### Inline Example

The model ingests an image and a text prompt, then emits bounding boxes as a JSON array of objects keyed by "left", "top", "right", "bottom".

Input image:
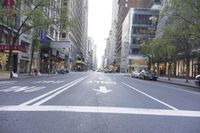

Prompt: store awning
[
  {"left": 0, "top": 44, "right": 26, "bottom": 52},
  {"left": 76, "top": 60, "right": 86, "bottom": 65}
]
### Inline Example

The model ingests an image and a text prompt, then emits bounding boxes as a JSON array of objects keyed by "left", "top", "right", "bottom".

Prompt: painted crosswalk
[
  {"left": 0, "top": 86, "right": 46, "bottom": 93},
  {"left": 33, "top": 80, "right": 65, "bottom": 84}
]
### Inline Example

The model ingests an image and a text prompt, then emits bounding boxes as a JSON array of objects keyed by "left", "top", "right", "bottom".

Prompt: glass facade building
[{"left": 121, "top": 8, "right": 159, "bottom": 73}]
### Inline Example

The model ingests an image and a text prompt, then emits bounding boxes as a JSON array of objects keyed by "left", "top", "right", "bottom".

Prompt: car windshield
[{"left": 0, "top": 0, "right": 200, "bottom": 133}]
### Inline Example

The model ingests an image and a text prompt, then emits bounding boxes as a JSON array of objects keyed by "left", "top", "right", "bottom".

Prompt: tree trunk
[
  {"left": 185, "top": 42, "right": 190, "bottom": 83},
  {"left": 157, "top": 61, "right": 160, "bottom": 76},
  {"left": 7, "top": 36, "right": 17, "bottom": 78},
  {"left": 164, "top": 60, "right": 167, "bottom": 76},
  {"left": 168, "top": 63, "right": 171, "bottom": 80},
  {"left": 173, "top": 60, "right": 177, "bottom": 77},
  {"left": 148, "top": 56, "right": 151, "bottom": 70},
  {"left": 186, "top": 56, "right": 190, "bottom": 83}
]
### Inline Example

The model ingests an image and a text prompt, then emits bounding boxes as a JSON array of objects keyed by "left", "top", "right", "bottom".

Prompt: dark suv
[{"left": 139, "top": 70, "right": 158, "bottom": 81}]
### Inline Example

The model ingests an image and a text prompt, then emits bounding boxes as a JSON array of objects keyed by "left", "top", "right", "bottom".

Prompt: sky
[{"left": 88, "top": 0, "right": 113, "bottom": 68}]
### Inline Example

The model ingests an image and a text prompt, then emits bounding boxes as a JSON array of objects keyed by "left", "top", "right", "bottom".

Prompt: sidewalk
[
  {"left": 0, "top": 72, "right": 10, "bottom": 80},
  {"left": 157, "top": 77, "right": 198, "bottom": 89},
  {"left": 0, "top": 73, "right": 57, "bottom": 81}
]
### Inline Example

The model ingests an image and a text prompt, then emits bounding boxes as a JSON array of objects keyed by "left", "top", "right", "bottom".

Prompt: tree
[
  {"left": 162, "top": 0, "right": 200, "bottom": 82},
  {"left": 141, "top": 40, "right": 154, "bottom": 70},
  {"left": 163, "top": 0, "right": 200, "bottom": 39},
  {"left": 141, "top": 35, "right": 176, "bottom": 78},
  {"left": 0, "top": 0, "right": 70, "bottom": 77}
]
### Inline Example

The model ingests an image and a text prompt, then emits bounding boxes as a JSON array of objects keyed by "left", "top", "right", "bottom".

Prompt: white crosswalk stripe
[{"left": 0, "top": 86, "right": 46, "bottom": 93}]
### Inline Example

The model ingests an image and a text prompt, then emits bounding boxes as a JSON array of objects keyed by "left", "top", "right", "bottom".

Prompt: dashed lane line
[{"left": 122, "top": 82, "right": 178, "bottom": 110}]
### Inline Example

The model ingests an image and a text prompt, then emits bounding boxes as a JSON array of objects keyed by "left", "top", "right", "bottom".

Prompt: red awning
[{"left": 0, "top": 44, "right": 26, "bottom": 52}]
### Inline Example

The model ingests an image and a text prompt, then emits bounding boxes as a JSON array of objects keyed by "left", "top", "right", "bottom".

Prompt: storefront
[
  {"left": 0, "top": 52, "right": 8, "bottom": 72},
  {"left": 0, "top": 44, "right": 26, "bottom": 72},
  {"left": 75, "top": 60, "right": 86, "bottom": 71},
  {"left": 127, "top": 56, "right": 148, "bottom": 73}
]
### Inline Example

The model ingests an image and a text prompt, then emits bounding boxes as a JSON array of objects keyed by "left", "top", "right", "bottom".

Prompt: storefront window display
[{"left": 0, "top": 52, "right": 8, "bottom": 72}]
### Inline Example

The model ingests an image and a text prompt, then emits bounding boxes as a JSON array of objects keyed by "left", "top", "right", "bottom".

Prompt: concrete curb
[{"left": 157, "top": 79, "right": 199, "bottom": 89}]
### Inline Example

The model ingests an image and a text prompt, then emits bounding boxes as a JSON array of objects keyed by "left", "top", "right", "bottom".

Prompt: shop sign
[
  {"left": 4, "top": 0, "right": 15, "bottom": 9},
  {"left": 0, "top": 44, "right": 26, "bottom": 52}
]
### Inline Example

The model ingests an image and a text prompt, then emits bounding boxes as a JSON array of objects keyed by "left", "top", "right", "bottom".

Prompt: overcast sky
[{"left": 88, "top": 0, "right": 113, "bottom": 68}]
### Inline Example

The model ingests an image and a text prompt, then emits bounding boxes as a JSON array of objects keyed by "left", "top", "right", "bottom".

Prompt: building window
[
  {"left": 131, "top": 48, "right": 140, "bottom": 55},
  {"left": 133, "top": 14, "right": 152, "bottom": 25},
  {"left": 132, "top": 27, "right": 149, "bottom": 34},
  {"left": 61, "top": 33, "right": 66, "bottom": 38}
]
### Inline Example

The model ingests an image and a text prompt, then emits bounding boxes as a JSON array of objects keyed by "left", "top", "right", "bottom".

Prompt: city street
[{"left": 0, "top": 72, "right": 200, "bottom": 133}]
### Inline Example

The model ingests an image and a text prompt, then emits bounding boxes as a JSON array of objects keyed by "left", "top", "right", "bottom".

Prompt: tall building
[
  {"left": 121, "top": 8, "right": 159, "bottom": 73},
  {"left": 60, "top": 0, "right": 88, "bottom": 71},
  {"left": 116, "top": 0, "right": 159, "bottom": 70},
  {"left": 109, "top": 0, "right": 118, "bottom": 68},
  {"left": 0, "top": 0, "right": 63, "bottom": 74},
  {"left": 87, "top": 37, "right": 94, "bottom": 71},
  {"left": 36, "top": 0, "right": 64, "bottom": 73},
  {"left": 0, "top": 0, "right": 32, "bottom": 74},
  {"left": 105, "top": 31, "right": 112, "bottom": 67},
  {"left": 92, "top": 44, "right": 97, "bottom": 70}
]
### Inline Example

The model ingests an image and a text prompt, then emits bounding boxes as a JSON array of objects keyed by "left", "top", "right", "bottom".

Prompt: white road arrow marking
[
  {"left": 98, "top": 77, "right": 103, "bottom": 80},
  {"left": 93, "top": 86, "right": 112, "bottom": 94},
  {"left": 87, "top": 81, "right": 93, "bottom": 84}
]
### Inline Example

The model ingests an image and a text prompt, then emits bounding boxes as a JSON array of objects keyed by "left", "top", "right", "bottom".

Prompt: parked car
[
  {"left": 131, "top": 70, "right": 140, "bottom": 78},
  {"left": 139, "top": 70, "right": 158, "bottom": 81},
  {"left": 57, "top": 69, "right": 69, "bottom": 74},
  {"left": 195, "top": 75, "right": 200, "bottom": 87},
  {"left": 57, "top": 69, "right": 66, "bottom": 74}
]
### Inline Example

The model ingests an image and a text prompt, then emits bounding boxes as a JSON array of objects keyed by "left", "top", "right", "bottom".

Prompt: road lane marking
[
  {"left": 0, "top": 86, "right": 46, "bottom": 93},
  {"left": 93, "top": 86, "right": 112, "bottom": 94},
  {"left": 122, "top": 82, "right": 178, "bottom": 110},
  {"left": 87, "top": 80, "right": 116, "bottom": 85},
  {"left": 32, "top": 77, "right": 86, "bottom": 105},
  {"left": 0, "top": 81, "right": 16, "bottom": 84},
  {"left": 153, "top": 82, "right": 200, "bottom": 95},
  {"left": 0, "top": 106, "right": 200, "bottom": 117},
  {"left": 20, "top": 76, "right": 88, "bottom": 106},
  {"left": 0, "top": 81, "right": 17, "bottom": 88},
  {"left": 33, "top": 81, "right": 65, "bottom": 84},
  {"left": 129, "top": 76, "right": 200, "bottom": 95}
]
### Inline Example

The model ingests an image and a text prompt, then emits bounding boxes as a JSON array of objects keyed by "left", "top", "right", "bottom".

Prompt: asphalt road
[{"left": 0, "top": 72, "right": 200, "bottom": 133}]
